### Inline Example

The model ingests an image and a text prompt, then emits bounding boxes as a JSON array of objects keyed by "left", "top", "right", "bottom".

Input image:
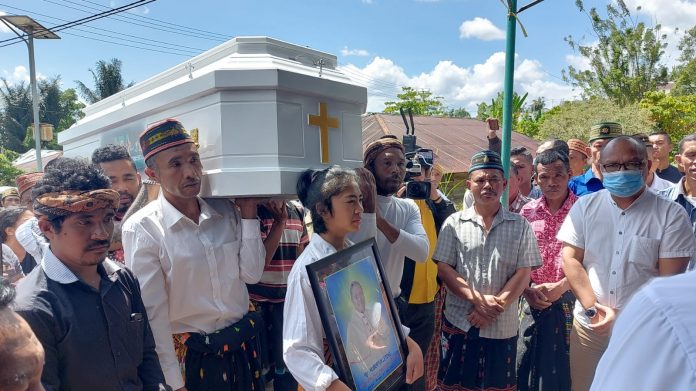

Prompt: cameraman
[{"left": 398, "top": 151, "right": 456, "bottom": 391}]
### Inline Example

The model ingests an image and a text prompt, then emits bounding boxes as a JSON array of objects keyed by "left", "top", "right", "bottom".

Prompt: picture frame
[{"left": 306, "top": 238, "right": 408, "bottom": 391}]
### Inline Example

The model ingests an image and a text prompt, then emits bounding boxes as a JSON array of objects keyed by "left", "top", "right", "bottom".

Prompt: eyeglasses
[{"left": 601, "top": 161, "right": 646, "bottom": 173}]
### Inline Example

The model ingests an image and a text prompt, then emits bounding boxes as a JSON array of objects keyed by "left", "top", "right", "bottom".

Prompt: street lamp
[{"left": 0, "top": 15, "right": 60, "bottom": 172}]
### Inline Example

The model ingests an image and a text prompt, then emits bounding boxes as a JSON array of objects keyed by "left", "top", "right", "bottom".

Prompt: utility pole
[{"left": 500, "top": 0, "right": 545, "bottom": 205}]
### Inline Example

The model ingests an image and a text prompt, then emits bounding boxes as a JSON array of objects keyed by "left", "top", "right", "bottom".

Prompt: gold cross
[{"left": 308, "top": 102, "right": 340, "bottom": 164}]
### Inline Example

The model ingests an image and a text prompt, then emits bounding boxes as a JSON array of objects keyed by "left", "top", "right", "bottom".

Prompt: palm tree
[{"left": 75, "top": 58, "right": 134, "bottom": 104}]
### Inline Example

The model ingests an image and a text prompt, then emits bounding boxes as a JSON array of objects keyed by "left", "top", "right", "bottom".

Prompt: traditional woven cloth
[
  {"left": 1, "top": 187, "right": 19, "bottom": 201},
  {"left": 16, "top": 172, "right": 43, "bottom": 199},
  {"left": 33, "top": 189, "right": 119, "bottom": 218},
  {"left": 363, "top": 135, "right": 404, "bottom": 167}
]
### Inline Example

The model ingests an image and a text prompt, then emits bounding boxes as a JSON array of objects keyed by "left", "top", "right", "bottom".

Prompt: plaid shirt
[{"left": 433, "top": 205, "right": 542, "bottom": 339}]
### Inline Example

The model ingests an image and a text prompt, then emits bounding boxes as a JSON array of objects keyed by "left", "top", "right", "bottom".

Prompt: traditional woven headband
[{"left": 33, "top": 189, "right": 120, "bottom": 217}]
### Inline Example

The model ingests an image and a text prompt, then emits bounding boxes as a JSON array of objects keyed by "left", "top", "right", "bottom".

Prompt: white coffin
[{"left": 59, "top": 36, "right": 367, "bottom": 197}]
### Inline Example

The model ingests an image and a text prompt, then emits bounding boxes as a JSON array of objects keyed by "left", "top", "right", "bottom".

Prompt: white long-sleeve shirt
[
  {"left": 283, "top": 233, "right": 408, "bottom": 391},
  {"left": 122, "top": 193, "right": 265, "bottom": 390},
  {"left": 349, "top": 195, "right": 429, "bottom": 297}
]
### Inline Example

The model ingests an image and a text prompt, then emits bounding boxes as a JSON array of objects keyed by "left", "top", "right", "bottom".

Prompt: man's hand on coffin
[
  {"left": 234, "top": 198, "right": 264, "bottom": 219},
  {"left": 355, "top": 168, "right": 377, "bottom": 213},
  {"left": 265, "top": 199, "right": 288, "bottom": 223}
]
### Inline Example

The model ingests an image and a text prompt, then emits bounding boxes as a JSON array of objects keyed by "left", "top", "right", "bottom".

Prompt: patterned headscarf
[
  {"left": 1, "top": 187, "right": 19, "bottom": 201},
  {"left": 363, "top": 135, "right": 405, "bottom": 168},
  {"left": 33, "top": 189, "right": 120, "bottom": 218},
  {"left": 16, "top": 172, "right": 44, "bottom": 200}
]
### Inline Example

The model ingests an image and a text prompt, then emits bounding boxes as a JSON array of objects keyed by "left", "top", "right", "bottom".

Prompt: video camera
[{"left": 400, "top": 107, "right": 432, "bottom": 200}]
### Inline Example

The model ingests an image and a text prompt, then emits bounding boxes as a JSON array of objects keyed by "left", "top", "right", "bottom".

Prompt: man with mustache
[
  {"left": 122, "top": 119, "right": 266, "bottom": 391},
  {"left": 92, "top": 144, "right": 142, "bottom": 264},
  {"left": 12, "top": 158, "right": 169, "bottom": 391},
  {"left": 434, "top": 150, "right": 541, "bottom": 391}
]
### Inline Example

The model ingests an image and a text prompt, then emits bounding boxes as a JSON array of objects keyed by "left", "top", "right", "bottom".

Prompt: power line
[
  {"left": 0, "top": 0, "right": 155, "bottom": 47},
  {"left": 42, "top": 0, "right": 227, "bottom": 42},
  {"left": 74, "top": 0, "right": 230, "bottom": 40}
]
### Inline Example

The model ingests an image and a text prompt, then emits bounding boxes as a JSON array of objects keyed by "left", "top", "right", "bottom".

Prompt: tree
[
  {"left": 537, "top": 98, "right": 654, "bottom": 141},
  {"left": 564, "top": 0, "right": 669, "bottom": 106},
  {"left": 640, "top": 92, "right": 696, "bottom": 146},
  {"left": 75, "top": 58, "right": 134, "bottom": 104},
  {"left": 0, "top": 80, "right": 32, "bottom": 153},
  {"left": 383, "top": 87, "right": 445, "bottom": 115},
  {"left": 444, "top": 107, "right": 471, "bottom": 118},
  {"left": 475, "top": 91, "right": 528, "bottom": 129},
  {"left": 0, "top": 151, "right": 23, "bottom": 186},
  {"left": 673, "top": 25, "right": 696, "bottom": 96}
]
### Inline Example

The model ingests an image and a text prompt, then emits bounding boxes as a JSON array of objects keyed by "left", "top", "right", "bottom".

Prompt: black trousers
[{"left": 397, "top": 298, "right": 435, "bottom": 391}]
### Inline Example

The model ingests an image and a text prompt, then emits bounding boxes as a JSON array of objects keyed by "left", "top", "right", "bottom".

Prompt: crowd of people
[{"left": 0, "top": 117, "right": 695, "bottom": 391}]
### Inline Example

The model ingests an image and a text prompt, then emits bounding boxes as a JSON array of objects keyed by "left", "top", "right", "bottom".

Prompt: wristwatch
[{"left": 584, "top": 305, "right": 598, "bottom": 319}]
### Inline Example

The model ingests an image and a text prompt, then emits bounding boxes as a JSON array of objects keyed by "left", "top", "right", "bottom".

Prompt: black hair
[
  {"left": 0, "top": 278, "right": 15, "bottom": 311},
  {"left": 0, "top": 207, "right": 29, "bottom": 243},
  {"left": 297, "top": 166, "right": 358, "bottom": 234},
  {"left": 649, "top": 130, "right": 672, "bottom": 144},
  {"left": 510, "top": 146, "right": 533, "bottom": 163},
  {"left": 31, "top": 158, "right": 111, "bottom": 230},
  {"left": 92, "top": 144, "right": 137, "bottom": 171},
  {"left": 601, "top": 136, "right": 648, "bottom": 163},
  {"left": 533, "top": 150, "right": 571, "bottom": 173},
  {"left": 145, "top": 156, "right": 157, "bottom": 170},
  {"left": 679, "top": 134, "right": 696, "bottom": 153}
]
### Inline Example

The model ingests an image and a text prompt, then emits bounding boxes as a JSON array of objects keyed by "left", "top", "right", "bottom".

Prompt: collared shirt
[
  {"left": 556, "top": 189, "right": 696, "bottom": 327},
  {"left": 520, "top": 192, "right": 578, "bottom": 284},
  {"left": 655, "top": 164, "right": 683, "bottom": 183},
  {"left": 591, "top": 271, "right": 696, "bottom": 390},
  {"left": 348, "top": 195, "right": 429, "bottom": 298},
  {"left": 509, "top": 192, "right": 532, "bottom": 213},
  {"left": 659, "top": 179, "right": 696, "bottom": 271},
  {"left": 248, "top": 201, "right": 309, "bottom": 303},
  {"left": 283, "top": 234, "right": 345, "bottom": 391},
  {"left": 432, "top": 206, "right": 542, "bottom": 339},
  {"left": 13, "top": 248, "right": 169, "bottom": 391},
  {"left": 568, "top": 167, "right": 604, "bottom": 196},
  {"left": 283, "top": 234, "right": 408, "bottom": 391},
  {"left": 122, "top": 193, "right": 265, "bottom": 389},
  {"left": 649, "top": 173, "right": 674, "bottom": 192}
]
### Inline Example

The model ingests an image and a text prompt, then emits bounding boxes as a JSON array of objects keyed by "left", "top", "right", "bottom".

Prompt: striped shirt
[{"left": 248, "top": 201, "right": 309, "bottom": 303}]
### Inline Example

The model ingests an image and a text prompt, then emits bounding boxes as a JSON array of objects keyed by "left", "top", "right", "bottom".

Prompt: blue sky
[{"left": 1, "top": 0, "right": 695, "bottom": 113}]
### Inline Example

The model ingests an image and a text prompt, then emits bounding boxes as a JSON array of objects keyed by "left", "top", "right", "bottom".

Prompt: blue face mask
[{"left": 602, "top": 170, "right": 645, "bottom": 197}]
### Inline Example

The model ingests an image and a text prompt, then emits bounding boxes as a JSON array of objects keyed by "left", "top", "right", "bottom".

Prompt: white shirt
[
  {"left": 15, "top": 217, "right": 47, "bottom": 262},
  {"left": 122, "top": 193, "right": 265, "bottom": 389},
  {"left": 283, "top": 234, "right": 409, "bottom": 391},
  {"left": 283, "top": 234, "right": 344, "bottom": 391},
  {"left": 591, "top": 271, "right": 696, "bottom": 390},
  {"left": 557, "top": 189, "right": 696, "bottom": 327},
  {"left": 649, "top": 172, "right": 673, "bottom": 192},
  {"left": 349, "top": 195, "right": 429, "bottom": 297}
]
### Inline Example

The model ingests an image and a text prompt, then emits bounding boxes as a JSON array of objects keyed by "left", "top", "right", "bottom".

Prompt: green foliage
[
  {"left": 0, "top": 152, "right": 23, "bottom": 186},
  {"left": 672, "top": 26, "right": 696, "bottom": 96},
  {"left": 474, "top": 91, "right": 528, "bottom": 127},
  {"left": 443, "top": 107, "right": 471, "bottom": 118},
  {"left": 564, "top": 0, "right": 669, "bottom": 106},
  {"left": 538, "top": 98, "right": 654, "bottom": 141},
  {"left": 640, "top": 92, "right": 696, "bottom": 146},
  {"left": 75, "top": 58, "right": 135, "bottom": 104},
  {"left": 0, "top": 80, "right": 32, "bottom": 153},
  {"left": 383, "top": 87, "right": 445, "bottom": 115},
  {"left": 438, "top": 172, "right": 466, "bottom": 207}
]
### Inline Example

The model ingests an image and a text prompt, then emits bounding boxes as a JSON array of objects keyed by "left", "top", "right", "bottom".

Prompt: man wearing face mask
[
  {"left": 557, "top": 136, "right": 696, "bottom": 391},
  {"left": 568, "top": 123, "right": 622, "bottom": 196}
]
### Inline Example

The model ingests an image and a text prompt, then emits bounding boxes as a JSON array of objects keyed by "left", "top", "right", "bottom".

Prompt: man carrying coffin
[{"left": 123, "top": 119, "right": 266, "bottom": 391}]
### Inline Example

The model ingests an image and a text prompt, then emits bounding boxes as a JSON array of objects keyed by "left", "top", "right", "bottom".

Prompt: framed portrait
[{"left": 306, "top": 238, "right": 407, "bottom": 391}]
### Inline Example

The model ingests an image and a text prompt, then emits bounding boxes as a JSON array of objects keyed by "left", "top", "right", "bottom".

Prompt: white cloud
[
  {"left": 622, "top": 0, "right": 696, "bottom": 65},
  {"left": 341, "top": 46, "right": 370, "bottom": 57},
  {"left": 459, "top": 17, "right": 505, "bottom": 41},
  {"left": 0, "top": 10, "right": 12, "bottom": 34},
  {"left": 340, "top": 53, "right": 577, "bottom": 113},
  {"left": 565, "top": 54, "right": 591, "bottom": 71},
  {"left": 1, "top": 65, "right": 46, "bottom": 85}
]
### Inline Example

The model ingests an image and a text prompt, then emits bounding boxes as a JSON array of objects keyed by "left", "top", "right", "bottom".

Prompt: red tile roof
[{"left": 362, "top": 113, "right": 539, "bottom": 174}]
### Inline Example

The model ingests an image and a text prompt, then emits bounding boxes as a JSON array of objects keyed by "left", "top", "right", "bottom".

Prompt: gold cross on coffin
[{"left": 308, "top": 102, "right": 340, "bottom": 164}]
